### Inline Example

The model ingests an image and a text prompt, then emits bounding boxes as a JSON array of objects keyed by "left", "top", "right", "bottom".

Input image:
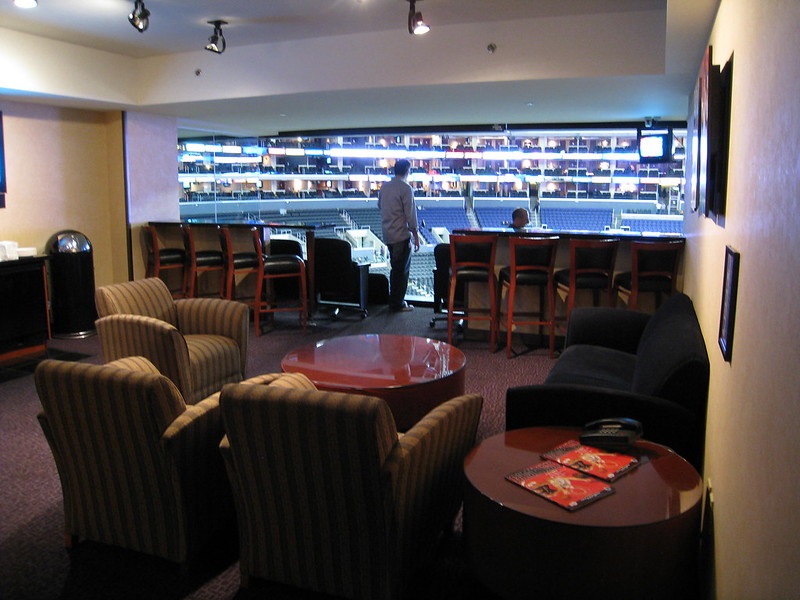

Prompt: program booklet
[
  {"left": 541, "top": 439, "right": 640, "bottom": 481},
  {"left": 506, "top": 461, "right": 614, "bottom": 511}
]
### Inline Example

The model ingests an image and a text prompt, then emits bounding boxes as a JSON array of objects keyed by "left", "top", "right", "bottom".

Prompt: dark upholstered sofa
[{"left": 506, "top": 292, "right": 709, "bottom": 471}]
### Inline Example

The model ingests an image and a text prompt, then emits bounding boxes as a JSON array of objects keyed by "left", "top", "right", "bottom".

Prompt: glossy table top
[
  {"left": 465, "top": 427, "right": 702, "bottom": 528},
  {"left": 281, "top": 334, "right": 466, "bottom": 392}
]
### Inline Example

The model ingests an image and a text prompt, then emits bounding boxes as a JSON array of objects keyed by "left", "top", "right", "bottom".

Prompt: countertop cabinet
[{"left": 0, "top": 256, "right": 50, "bottom": 363}]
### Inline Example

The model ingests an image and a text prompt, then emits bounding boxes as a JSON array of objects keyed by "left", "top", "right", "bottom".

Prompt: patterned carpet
[{"left": 0, "top": 301, "right": 556, "bottom": 600}]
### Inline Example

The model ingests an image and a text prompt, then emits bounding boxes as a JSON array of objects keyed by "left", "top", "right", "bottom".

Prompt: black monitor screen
[
  {"left": 0, "top": 111, "right": 6, "bottom": 196},
  {"left": 637, "top": 127, "right": 673, "bottom": 163}
]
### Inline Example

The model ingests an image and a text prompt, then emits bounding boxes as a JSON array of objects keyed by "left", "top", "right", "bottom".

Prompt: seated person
[{"left": 511, "top": 207, "right": 530, "bottom": 229}]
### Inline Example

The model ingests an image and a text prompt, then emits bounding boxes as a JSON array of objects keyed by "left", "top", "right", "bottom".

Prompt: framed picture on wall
[
  {"left": 719, "top": 245, "right": 740, "bottom": 362},
  {"left": 686, "top": 46, "right": 733, "bottom": 220}
]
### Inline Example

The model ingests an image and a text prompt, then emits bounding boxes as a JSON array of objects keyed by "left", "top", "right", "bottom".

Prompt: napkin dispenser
[{"left": 0, "top": 241, "right": 19, "bottom": 261}]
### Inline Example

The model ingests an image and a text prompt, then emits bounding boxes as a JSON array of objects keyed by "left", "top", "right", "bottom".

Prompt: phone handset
[{"left": 579, "top": 418, "right": 643, "bottom": 450}]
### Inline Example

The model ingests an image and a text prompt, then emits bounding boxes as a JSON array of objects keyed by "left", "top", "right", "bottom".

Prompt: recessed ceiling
[{"left": 0, "top": 0, "right": 719, "bottom": 137}]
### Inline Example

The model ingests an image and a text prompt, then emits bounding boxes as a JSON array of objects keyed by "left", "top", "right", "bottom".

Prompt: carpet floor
[{"left": 0, "top": 301, "right": 556, "bottom": 600}]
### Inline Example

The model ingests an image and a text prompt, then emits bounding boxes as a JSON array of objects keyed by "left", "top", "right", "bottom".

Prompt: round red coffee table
[
  {"left": 463, "top": 427, "right": 703, "bottom": 600},
  {"left": 281, "top": 334, "right": 466, "bottom": 430}
]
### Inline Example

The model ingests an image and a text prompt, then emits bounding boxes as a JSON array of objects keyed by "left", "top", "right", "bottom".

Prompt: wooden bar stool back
[
  {"left": 219, "top": 226, "right": 260, "bottom": 301},
  {"left": 613, "top": 238, "right": 685, "bottom": 310},
  {"left": 252, "top": 229, "right": 308, "bottom": 335},
  {"left": 555, "top": 237, "right": 619, "bottom": 319},
  {"left": 144, "top": 223, "right": 186, "bottom": 298},
  {"left": 499, "top": 236, "right": 559, "bottom": 358},
  {"left": 448, "top": 234, "right": 498, "bottom": 349},
  {"left": 182, "top": 224, "right": 225, "bottom": 298}
]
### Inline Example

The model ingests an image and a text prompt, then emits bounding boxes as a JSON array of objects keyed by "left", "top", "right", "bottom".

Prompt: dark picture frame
[
  {"left": 718, "top": 245, "right": 740, "bottom": 362},
  {"left": 686, "top": 46, "right": 732, "bottom": 220}
]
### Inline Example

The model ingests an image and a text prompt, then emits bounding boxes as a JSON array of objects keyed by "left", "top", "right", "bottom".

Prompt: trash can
[{"left": 46, "top": 230, "right": 97, "bottom": 338}]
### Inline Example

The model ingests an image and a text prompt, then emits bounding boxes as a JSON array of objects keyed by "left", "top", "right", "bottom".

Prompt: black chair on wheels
[{"left": 313, "top": 237, "right": 369, "bottom": 318}]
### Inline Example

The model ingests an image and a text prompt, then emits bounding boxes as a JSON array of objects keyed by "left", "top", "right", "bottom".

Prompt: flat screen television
[
  {"left": 637, "top": 126, "right": 674, "bottom": 163},
  {"left": 0, "top": 111, "right": 6, "bottom": 198}
]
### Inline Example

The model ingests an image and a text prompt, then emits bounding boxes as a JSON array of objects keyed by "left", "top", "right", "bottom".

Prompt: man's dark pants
[{"left": 387, "top": 238, "right": 412, "bottom": 309}]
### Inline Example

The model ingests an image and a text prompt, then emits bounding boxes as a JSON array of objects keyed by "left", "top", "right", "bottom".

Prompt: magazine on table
[
  {"left": 541, "top": 439, "right": 640, "bottom": 481},
  {"left": 505, "top": 460, "right": 614, "bottom": 511}
]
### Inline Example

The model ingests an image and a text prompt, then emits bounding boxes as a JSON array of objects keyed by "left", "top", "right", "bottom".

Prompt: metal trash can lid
[{"left": 47, "top": 230, "right": 92, "bottom": 253}]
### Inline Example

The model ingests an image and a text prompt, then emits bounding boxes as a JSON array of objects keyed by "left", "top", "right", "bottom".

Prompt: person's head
[
  {"left": 511, "top": 207, "right": 530, "bottom": 228},
  {"left": 394, "top": 159, "right": 411, "bottom": 178}
]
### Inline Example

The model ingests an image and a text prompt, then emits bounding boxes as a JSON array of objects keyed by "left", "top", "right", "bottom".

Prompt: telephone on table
[{"left": 579, "top": 418, "right": 643, "bottom": 450}]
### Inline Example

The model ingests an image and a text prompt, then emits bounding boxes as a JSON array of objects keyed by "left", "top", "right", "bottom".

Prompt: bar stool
[
  {"left": 181, "top": 224, "right": 225, "bottom": 298},
  {"left": 448, "top": 234, "right": 498, "bottom": 349},
  {"left": 498, "top": 236, "right": 559, "bottom": 358},
  {"left": 555, "top": 237, "right": 619, "bottom": 320},
  {"left": 252, "top": 229, "right": 307, "bottom": 335},
  {"left": 219, "top": 225, "right": 260, "bottom": 301},
  {"left": 613, "top": 238, "right": 685, "bottom": 311},
  {"left": 144, "top": 223, "right": 186, "bottom": 298}
]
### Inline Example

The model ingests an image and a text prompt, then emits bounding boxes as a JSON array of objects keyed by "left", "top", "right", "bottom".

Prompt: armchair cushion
[
  {"left": 94, "top": 277, "right": 249, "bottom": 404},
  {"left": 35, "top": 358, "right": 234, "bottom": 563}
]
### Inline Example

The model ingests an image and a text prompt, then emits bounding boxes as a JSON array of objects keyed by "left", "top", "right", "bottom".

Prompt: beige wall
[
  {"left": 0, "top": 102, "right": 177, "bottom": 285},
  {"left": 683, "top": 0, "right": 800, "bottom": 597},
  {"left": 0, "top": 101, "right": 125, "bottom": 285}
]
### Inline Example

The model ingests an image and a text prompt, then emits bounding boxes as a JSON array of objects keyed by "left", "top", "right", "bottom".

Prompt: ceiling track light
[
  {"left": 128, "top": 0, "right": 150, "bottom": 33},
  {"left": 205, "top": 20, "right": 227, "bottom": 54},
  {"left": 14, "top": 0, "right": 38, "bottom": 8},
  {"left": 407, "top": 0, "right": 430, "bottom": 35}
]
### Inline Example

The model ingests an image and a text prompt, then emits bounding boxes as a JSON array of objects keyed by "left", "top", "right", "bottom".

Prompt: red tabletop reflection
[{"left": 281, "top": 334, "right": 467, "bottom": 430}]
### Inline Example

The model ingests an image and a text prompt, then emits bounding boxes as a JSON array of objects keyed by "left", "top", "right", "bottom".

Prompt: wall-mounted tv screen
[
  {"left": 637, "top": 126, "right": 674, "bottom": 163},
  {"left": 0, "top": 111, "right": 7, "bottom": 197}
]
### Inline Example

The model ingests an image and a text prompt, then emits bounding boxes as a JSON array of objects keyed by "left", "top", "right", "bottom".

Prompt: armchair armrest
[
  {"left": 95, "top": 314, "right": 193, "bottom": 401},
  {"left": 506, "top": 384, "right": 703, "bottom": 471},
  {"left": 565, "top": 307, "right": 651, "bottom": 353},
  {"left": 383, "top": 394, "right": 483, "bottom": 570},
  {"left": 175, "top": 298, "right": 249, "bottom": 375},
  {"left": 162, "top": 393, "right": 234, "bottom": 530}
]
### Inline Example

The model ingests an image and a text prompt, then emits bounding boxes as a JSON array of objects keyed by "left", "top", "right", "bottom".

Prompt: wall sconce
[{"left": 205, "top": 20, "right": 227, "bottom": 54}]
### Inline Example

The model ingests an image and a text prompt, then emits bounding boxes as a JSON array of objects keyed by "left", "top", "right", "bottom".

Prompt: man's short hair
[{"left": 394, "top": 159, "right": 411, "bottom": 177}]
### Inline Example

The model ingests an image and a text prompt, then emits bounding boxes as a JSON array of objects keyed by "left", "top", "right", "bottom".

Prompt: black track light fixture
[
  {"left": 205, "top": 20, "right": 227, "bottom": 54},
  {"left": 128, "top": 0, "right": 150, "bottom": 33},
  {"left": 407, "top": 0, "right": 430, "bottom": 35}
]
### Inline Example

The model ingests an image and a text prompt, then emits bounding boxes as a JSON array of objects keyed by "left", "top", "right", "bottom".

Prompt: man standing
[{"left": 378, "top": 159, "right": 420, "bottom": 312}]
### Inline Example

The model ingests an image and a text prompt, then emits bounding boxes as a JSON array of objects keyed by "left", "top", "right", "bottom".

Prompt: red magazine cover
[
  {"left": 541, "top": 439, "right": 640, "bottom": 481},
  {"left": 506, "top": 461, "right": 614, "bottom": 511}
]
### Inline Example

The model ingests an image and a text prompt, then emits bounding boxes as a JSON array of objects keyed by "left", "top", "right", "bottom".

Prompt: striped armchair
[
  {"left": 34, "top": 356, "right": 236, "bottom": 564},
  {"left": 95, "top": 277, "right": 249, "bottom": 404},
  {"left": 219, "top": 381, "right": 483, "bottom": 600}
]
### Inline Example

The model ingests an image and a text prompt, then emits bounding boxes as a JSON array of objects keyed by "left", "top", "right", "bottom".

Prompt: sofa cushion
[
  {"left": 546, "top": 345, "right": 637, "bottom": 392},
  {"left": 633, "top": 293, "right": 709, "bottom": 414}
]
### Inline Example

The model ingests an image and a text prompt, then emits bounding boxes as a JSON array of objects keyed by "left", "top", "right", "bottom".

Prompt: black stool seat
[{"left": 499, "top": 236, "right": 559, "bottom": 359}]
